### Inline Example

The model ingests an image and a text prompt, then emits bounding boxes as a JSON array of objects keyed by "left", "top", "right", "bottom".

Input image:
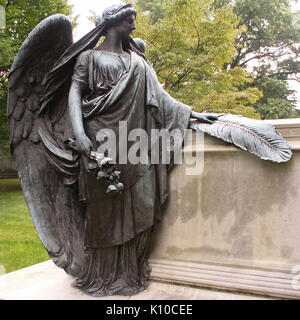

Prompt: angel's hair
[
  {"left": 94, "top": 4, "right": 146, "bottom": 60},
  {"left": 95, "top": 3, "right": 136, "bottom": 28}
]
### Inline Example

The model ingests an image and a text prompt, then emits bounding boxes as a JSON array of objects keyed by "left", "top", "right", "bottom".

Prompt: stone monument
[{"left": 7, "top": 3, "right": 292, "bottom": 297}]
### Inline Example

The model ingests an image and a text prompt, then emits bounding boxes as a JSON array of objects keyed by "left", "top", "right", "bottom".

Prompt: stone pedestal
[
  {"left": 149, "top": 119, "right": 300, "bottom": 299},
  {"left": 0, "top": 260, "right": 267, "bottom": 300}
]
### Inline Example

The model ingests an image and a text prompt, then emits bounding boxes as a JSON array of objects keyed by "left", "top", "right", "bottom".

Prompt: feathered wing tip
[{"left": 189, "top": 114, "right": 292, "bottom": 163}]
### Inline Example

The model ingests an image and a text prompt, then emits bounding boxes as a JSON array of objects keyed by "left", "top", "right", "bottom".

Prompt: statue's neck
[{"left": 98, "top": 30, "right": 125, "bottom": 54}]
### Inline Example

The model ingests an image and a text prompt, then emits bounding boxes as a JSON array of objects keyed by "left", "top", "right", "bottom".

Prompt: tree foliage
[
  {"left": 228, "top": 0, "right": 300, "bottom": 73},
  {"left": 136, "top": 0, "right": 300, "bottom": 119},
  {"left": 134, "top": 0, "right": 261, "bottom": 118},
  {"left": 135, "top": 0, "right": 167, "bottom": 24},
  {"left": 253, "top": 76, "right": 297, "bottom": 119},
  {"left": 0, "top": 0, "right": 75, "bottom": 158},
  {"left": 217, "top": 0, "right": 300, "bottom": 119}
]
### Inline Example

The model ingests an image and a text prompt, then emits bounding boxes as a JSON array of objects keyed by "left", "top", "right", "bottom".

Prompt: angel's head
[{"left": 96, "top": 3, "right": 137, "bottom": 39}]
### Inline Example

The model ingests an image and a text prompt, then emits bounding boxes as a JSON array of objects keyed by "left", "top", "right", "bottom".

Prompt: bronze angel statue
[{"left": 8, "top": 3, "right": 292, "bottom": 297}]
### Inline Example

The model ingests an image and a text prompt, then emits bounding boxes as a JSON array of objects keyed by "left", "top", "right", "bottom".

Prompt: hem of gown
[
  {"left": 72, "top": 276, "right": 150, "bottom": 297},
  {"left": 73, "top": 227, "right": 153, "bottom": 297}
]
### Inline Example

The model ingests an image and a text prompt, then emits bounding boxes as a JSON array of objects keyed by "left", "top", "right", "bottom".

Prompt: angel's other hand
[
  {"left": 76, "top": 134, "right": 93, "bottom": 156},
  {"left": 191, "top": 111, "right": 218, "bottom": 124}
]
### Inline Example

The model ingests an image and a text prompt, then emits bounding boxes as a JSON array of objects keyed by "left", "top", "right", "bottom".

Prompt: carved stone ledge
[{"left": 149, "top": 258, "right": 299, "bottom": 299}]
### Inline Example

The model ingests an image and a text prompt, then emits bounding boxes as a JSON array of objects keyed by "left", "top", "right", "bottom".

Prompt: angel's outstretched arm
[{"left": 68, "top": 81, "right": 93, "bottom": 156}]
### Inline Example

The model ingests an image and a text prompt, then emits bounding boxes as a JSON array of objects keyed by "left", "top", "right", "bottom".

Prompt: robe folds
[{"left": 69, "top": 49, "right": 191, "bottom": 248}]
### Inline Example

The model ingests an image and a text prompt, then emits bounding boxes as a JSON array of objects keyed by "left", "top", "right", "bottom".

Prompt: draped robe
[{"left": 70, "top": 49, "right": 191, "bottom": 248}]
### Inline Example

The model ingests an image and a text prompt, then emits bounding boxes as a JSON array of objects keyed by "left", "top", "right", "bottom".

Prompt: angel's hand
[
  {"left": 191, "top": 111, "right": 218, "bottom": 124},
  {"left": 76, "top": 134, "right": 93, "bottom": 156}
]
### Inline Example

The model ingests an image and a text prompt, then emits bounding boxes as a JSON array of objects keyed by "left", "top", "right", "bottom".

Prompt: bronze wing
[{"left": 8, "top": 14, "right": 85, "bottom": 276}]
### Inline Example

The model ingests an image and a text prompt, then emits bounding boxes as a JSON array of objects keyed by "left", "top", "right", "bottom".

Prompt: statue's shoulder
[{"left": 76, "top": 49, "right": 93, "bottom": 61}]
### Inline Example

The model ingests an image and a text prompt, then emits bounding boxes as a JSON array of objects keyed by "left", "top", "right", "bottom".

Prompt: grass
[
  {"left": 0, "top": 184, "right": 49, "bottom": 274},
  {"left": 0, "top": 179, "right": 22, "bottom": 192}
]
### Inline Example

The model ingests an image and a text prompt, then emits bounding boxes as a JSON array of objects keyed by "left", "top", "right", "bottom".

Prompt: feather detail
[{"left": 189, "top": 114, "right": 292, "bottom": 163}]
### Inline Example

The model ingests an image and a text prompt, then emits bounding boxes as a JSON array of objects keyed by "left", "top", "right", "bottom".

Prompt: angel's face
[{"left": 116, "top": 14, "right": 136, "bottom": 39}]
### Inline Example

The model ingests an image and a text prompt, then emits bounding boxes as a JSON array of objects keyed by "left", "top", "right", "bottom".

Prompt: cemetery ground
[{"left": 0, "top": 179, "right": 48, "bottom": 274}]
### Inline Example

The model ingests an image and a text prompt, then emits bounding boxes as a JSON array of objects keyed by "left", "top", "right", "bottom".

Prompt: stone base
[
  {"left": 0, "top": 261, "right": 270, "bottom": 300},
  {"left": 149, "top": 258, "right": 299, "bottom": 299},
  {"left": 147, "top": 122, "right": 300, "bottom": 300}
]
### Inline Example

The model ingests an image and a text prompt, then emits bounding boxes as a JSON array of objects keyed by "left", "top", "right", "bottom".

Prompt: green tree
[
  {"left": 0, "top": 0, "right": 75, "bottom": 158},
  {"left": 253, "top": 75, "right": 297, "bottom": 119},
  {"left": 135, "top": 0, "right": 167, "bottom": 23},
  {"left": 218, "top": 0, "right": 300, "bottom": 119},
  {"left": 134, "top": 0, "right": 261, "bottom": 118},
  {"left": 136, "top": 0, "right": 300, "bottom": 119}
]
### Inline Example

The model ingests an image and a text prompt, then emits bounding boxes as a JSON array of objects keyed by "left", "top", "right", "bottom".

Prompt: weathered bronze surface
[{"left": 7, "top": 3, "right": 292, "bottom": 297}]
